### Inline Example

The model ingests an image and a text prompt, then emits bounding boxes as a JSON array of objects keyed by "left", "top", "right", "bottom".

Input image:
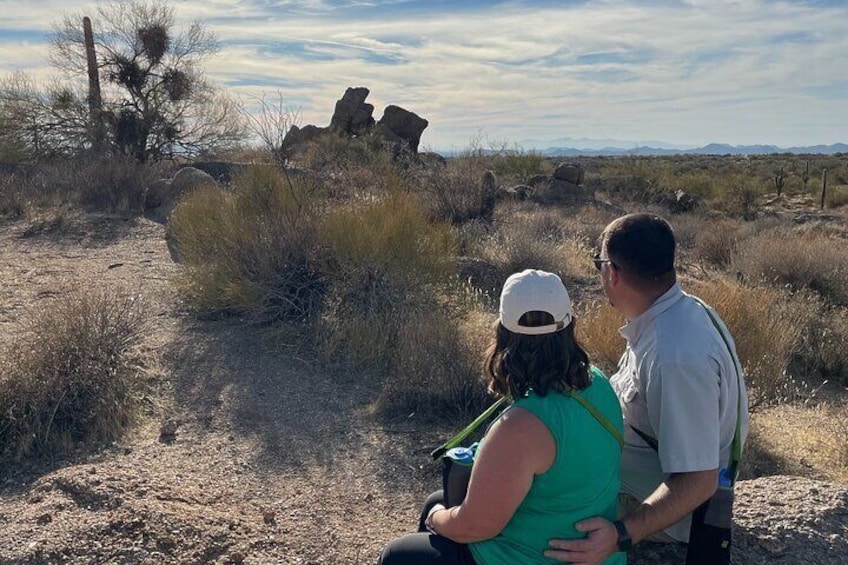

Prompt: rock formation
[
  {"left": 280, "top": 87, "right": 429, "bottom": 157},
  {"left": 144, "top": 167, "right": 219, "bottom": 224}
]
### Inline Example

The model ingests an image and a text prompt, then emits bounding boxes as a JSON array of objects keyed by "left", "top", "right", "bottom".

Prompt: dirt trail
[{"left": 0, "top": 214, "right": 442, "bottom": 564}]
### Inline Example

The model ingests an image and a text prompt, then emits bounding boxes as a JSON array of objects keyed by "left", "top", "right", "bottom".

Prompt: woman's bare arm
[{"left": 429, "top": 407, "right": 555, "bottom": 543}]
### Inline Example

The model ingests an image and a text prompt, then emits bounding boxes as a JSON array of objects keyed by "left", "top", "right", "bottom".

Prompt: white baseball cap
[{"left": 499, "top": 269, "right": 573, "bottom": 335}]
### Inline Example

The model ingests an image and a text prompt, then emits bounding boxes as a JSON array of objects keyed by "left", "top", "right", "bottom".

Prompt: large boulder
[
  {"left": 553, "top": 162, "right": 585, "bottom": 185},
  {"left": 535, "top": 177, "right": 594, "bottom": 204},
  {"left": 377, "top": 105, "right": 429, "bottom": 153},
  {"left": 144, "top": 166, "right": 218, "bottom": 224},
  {"left": 330, "top": 87, "right": 374, "bottom": 136},
  {"left": 280, "top": 124, "right": 327, "bottom": 156}
]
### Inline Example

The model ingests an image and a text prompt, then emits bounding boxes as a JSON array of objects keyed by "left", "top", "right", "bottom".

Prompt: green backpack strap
[
  {"left": 691, "top": 297, "right": 745, "bottom": 484},
  {"left": 431, "top": 396, "right": 509, "bottom": 460}
]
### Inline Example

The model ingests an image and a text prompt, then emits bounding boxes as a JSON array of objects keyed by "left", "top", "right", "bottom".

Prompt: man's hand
[{"left": 544, "top": 517, "right": 618, "bottom": 565}]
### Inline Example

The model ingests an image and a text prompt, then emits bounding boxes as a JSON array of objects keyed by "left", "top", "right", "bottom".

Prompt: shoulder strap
[
  {"left": 691, "top": 297, "right": 745, "bottom": 484},
  {"left": 431, "top": 396, "right": 509, "bottom": 460},
  {"left": 568, "top": 389, "right": 624, "bottom": 449}
]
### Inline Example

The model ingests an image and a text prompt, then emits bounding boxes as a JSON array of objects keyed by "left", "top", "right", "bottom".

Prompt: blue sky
[{"left": 1, "top": 0, "right": 846, "bottom": 150}]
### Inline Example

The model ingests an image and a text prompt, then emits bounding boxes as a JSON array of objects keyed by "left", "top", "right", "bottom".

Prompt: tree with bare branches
[{"left": 47, "top": 0, "right": 246, "bottom": 161}]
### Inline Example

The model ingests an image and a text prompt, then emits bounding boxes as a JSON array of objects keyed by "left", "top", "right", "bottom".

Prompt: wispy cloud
[{"left": 1, "top": 0, "right": 845, "bottom": 148}]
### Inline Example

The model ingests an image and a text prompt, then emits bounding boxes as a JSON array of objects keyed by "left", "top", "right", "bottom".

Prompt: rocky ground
[{"left": 0, "top": 213, "right": 846, "bottom": 564}]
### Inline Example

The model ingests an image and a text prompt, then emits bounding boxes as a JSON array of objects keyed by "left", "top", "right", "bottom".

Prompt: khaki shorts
[{"left": 617, "top": 494, "right": 679, "bottom": 544}]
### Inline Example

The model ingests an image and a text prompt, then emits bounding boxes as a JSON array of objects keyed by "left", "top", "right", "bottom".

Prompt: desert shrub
[
  {"left": 662, "top": 170, "right": 716, "bottom": 200},
  {"left": 486, "top": 147, "right": 551, "bottom": 183},
  {"left": 0, "top": 288, "right": 145, "bottom": 461},
  {"left": 714, "top": 173, "right": 763, "bottom": 220},
  {"left": 37, "top": 156, "right": 164, "bottom": 212},
  {"left": 376, "top": 307, "right": 490, "bottom": 420},
  {"left": 597, "top": 156, "right": 663, "bottom": 200},
  {"left": 169, "top": 165, "right": 324, "bottom": 323},
  {"left": 297, "top": 132, "right": 407, "bottom": 200},
  {"left": 824, "top": 184, "right": 848, "bottom": 209},
  {"left": 692, "top": 218, "right": 745, "bottom": 268},
  {"left": 689, "top": 278, "right": 802, "bottom": 407},
  {"left": 0, "top": 173, "right": 26, "bottom": 218},
  {"left": 418, "top": 155, "right": 495, "bottom": 225},
  {"left": 785, "top": 293, "right": 848, "bottom": 385},
  {"left": 559, "top": 204, "right": 620, "bottom": 248},
  {"left": 732, "top": 227, "right": 848, "bottom": 306},
  {"left": 317, "top": 192, "right": 455, "bottom": 366},
  {"left": 743, "top": 402, "right": 848, "bottom": 482}
]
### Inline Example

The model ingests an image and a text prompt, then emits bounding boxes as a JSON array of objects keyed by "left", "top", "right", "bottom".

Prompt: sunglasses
[{"left": 592, "top": 253, "right": 614, "bottom": 271}]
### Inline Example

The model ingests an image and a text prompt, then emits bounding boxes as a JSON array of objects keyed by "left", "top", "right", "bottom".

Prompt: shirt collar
[{"left": 619, "top": 283, "right": 684, "bottom": 345}]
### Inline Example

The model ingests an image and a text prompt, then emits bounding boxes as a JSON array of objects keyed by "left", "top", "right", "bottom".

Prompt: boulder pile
[{"left": 281, "top": 87, "right": 429, "bottom": 156}]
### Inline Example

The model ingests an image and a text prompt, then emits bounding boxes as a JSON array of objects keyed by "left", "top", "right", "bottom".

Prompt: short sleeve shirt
[{"left": 610, "top": 284, "right": 749, "bottom": 541}]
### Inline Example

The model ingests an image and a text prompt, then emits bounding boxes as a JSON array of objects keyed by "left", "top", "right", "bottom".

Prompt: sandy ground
[{"left": 0, "top": 213, "right": 445, "bottom": 564}]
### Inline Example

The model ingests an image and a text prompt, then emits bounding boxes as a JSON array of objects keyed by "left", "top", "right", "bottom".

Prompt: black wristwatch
[{"left": 613, "top": 520, "right": 632, "bottom": 552}]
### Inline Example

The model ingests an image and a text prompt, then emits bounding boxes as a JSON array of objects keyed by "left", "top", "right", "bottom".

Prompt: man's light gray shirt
[{"left": 610, "top": 283, "right": 749, "bottom": 541}]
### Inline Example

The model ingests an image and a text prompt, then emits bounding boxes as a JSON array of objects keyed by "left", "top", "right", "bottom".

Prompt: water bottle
[
  {"left": 686, "top": 467, "right": 734, "bottom": 565},
  {"left": 442, "top": 445, "right": 475, "bottom": 507}
]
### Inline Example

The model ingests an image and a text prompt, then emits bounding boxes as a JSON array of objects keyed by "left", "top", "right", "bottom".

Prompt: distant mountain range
[{"left": 539, "top": 142, "right": 848, "bottom": 157}]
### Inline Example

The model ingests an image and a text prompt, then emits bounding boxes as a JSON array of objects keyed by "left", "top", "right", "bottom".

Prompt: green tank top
[{"left": 468, "top": 367, "right": 626, "bottom": 565}]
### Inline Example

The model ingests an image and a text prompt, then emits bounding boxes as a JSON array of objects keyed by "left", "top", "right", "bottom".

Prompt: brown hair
[
  {"left": 484, "top": 311, "right": 591, "bottom": 399},
  {"left": 600, "top": 213, "right": 677, "bottom": 292}
]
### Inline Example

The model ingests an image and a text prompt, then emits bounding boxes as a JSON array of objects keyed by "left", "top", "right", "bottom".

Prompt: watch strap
[{"left": 613, "top": 519, "right": 632, "bottom": 552}]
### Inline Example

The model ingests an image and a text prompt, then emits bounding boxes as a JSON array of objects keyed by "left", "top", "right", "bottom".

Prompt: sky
[{"left": 1, "top": 0, "right": 846, "bottom": 151}]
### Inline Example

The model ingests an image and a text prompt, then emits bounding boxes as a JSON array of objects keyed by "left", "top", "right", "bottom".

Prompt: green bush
[
  {"left": 169, "top": 165, "right": 324, "bottom": 323},
  {"left": 317, "top": 192, "right": 456, "bottom": 366},
  {"left": 0, "top": 288, "right": 145, "bottom": 461}
]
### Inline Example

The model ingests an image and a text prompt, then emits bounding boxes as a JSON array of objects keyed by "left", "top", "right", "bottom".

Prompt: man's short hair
[{"left": 601, "top": 213, "right": 676, "bottom": 290}]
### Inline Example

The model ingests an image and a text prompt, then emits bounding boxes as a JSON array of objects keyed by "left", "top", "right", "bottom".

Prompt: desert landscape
[{"left": 2, "top": 1, "right": 848, "bottom": 563}]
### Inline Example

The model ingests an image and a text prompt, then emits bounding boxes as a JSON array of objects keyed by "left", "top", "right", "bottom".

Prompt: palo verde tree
[{"left": 50, "top": 0, "right": 246, "bottom": 162}]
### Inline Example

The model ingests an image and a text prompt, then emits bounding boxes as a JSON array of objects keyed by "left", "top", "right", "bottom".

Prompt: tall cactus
[
  {"left": 773, "top": 167, "right": 785, "bottom": 197},
  {"left": 800, "top": 160, "right": 811, "bottom": 192},
  {"left": 83, "top": 16, "right": 105, "bottom": 151}
]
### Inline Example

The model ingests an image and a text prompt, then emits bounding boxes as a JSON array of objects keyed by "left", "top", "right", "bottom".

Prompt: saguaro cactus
[
  {"left": 820, "top": 169, "right": 828, "bottom": 210},
  {"left": 83, "top": 16, "right": 105, "bottom": 150},
  {"left": 801, "top": 160, "right": 811, "bottom": 192},
  {"left": 773, "top": 167, "right": 786, "bottom": 197}
]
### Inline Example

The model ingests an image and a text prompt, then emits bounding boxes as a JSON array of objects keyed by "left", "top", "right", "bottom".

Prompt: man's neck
[{"left": 622, "top": 283, "right": 675, "bottom": 321}]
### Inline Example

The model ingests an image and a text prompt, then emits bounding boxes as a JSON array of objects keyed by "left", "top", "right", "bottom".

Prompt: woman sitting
[{"left": 378, "top": 269, "right": 625, "bottom": 564}]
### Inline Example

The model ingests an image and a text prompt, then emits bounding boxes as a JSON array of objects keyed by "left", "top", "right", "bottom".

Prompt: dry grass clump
[
  {"left": 691, "top": 218, "right": 746, "bottom": 268},
  {"left": 784, "top": 292, "right": 848, "bottom": 386},
  {"left": 743, "top": 402, "right": 848, "bottom": 482},
  {"left": 317, "top": 192, "right": 455, "bottom": 367},
  {"left": 0, "top": 173, "right": 27, "bottom": 218},
  {"left": 376, "top": 307, "right": 490, "bottom": 420},
  {"left": 169, "top": 166, "right": 324, "bottom": 323},
  {"left": 479, "top": 203, "right": 595, "bottom": 290},
  {"left": 575, "top": 300, "right": 626, "bottom": 376},
  {"left": 0, "top": 288, "right": 146, "bottom": 462},
  {"left": 732, "top": 226, "right": 848, "bottom": 306},
  {"left": 689, "top": 278, "right": 802, "bottom": 407},
  {"left": 823, "top": 184, "right": 848, "bottom": 209},
  {"left": 43, "top": 156, "right": 163, "bottom": 213}
]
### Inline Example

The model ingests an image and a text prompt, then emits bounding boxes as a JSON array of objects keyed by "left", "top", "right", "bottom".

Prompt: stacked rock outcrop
[{"left": 281, "top": 87, "right": 429, "bottom": 157}]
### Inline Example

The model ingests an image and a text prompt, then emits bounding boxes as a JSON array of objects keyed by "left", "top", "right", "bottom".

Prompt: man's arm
[{"left": 544, "top": 469, "right": 717, "bottom": 565}]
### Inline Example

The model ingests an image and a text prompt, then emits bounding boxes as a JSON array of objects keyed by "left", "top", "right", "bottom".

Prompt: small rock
[
  {"left": 36, "top": 513, "right": 52, "bottom": 525},
  {"left": 263, "top": 510, "right": 276, "bottom": 525}
]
